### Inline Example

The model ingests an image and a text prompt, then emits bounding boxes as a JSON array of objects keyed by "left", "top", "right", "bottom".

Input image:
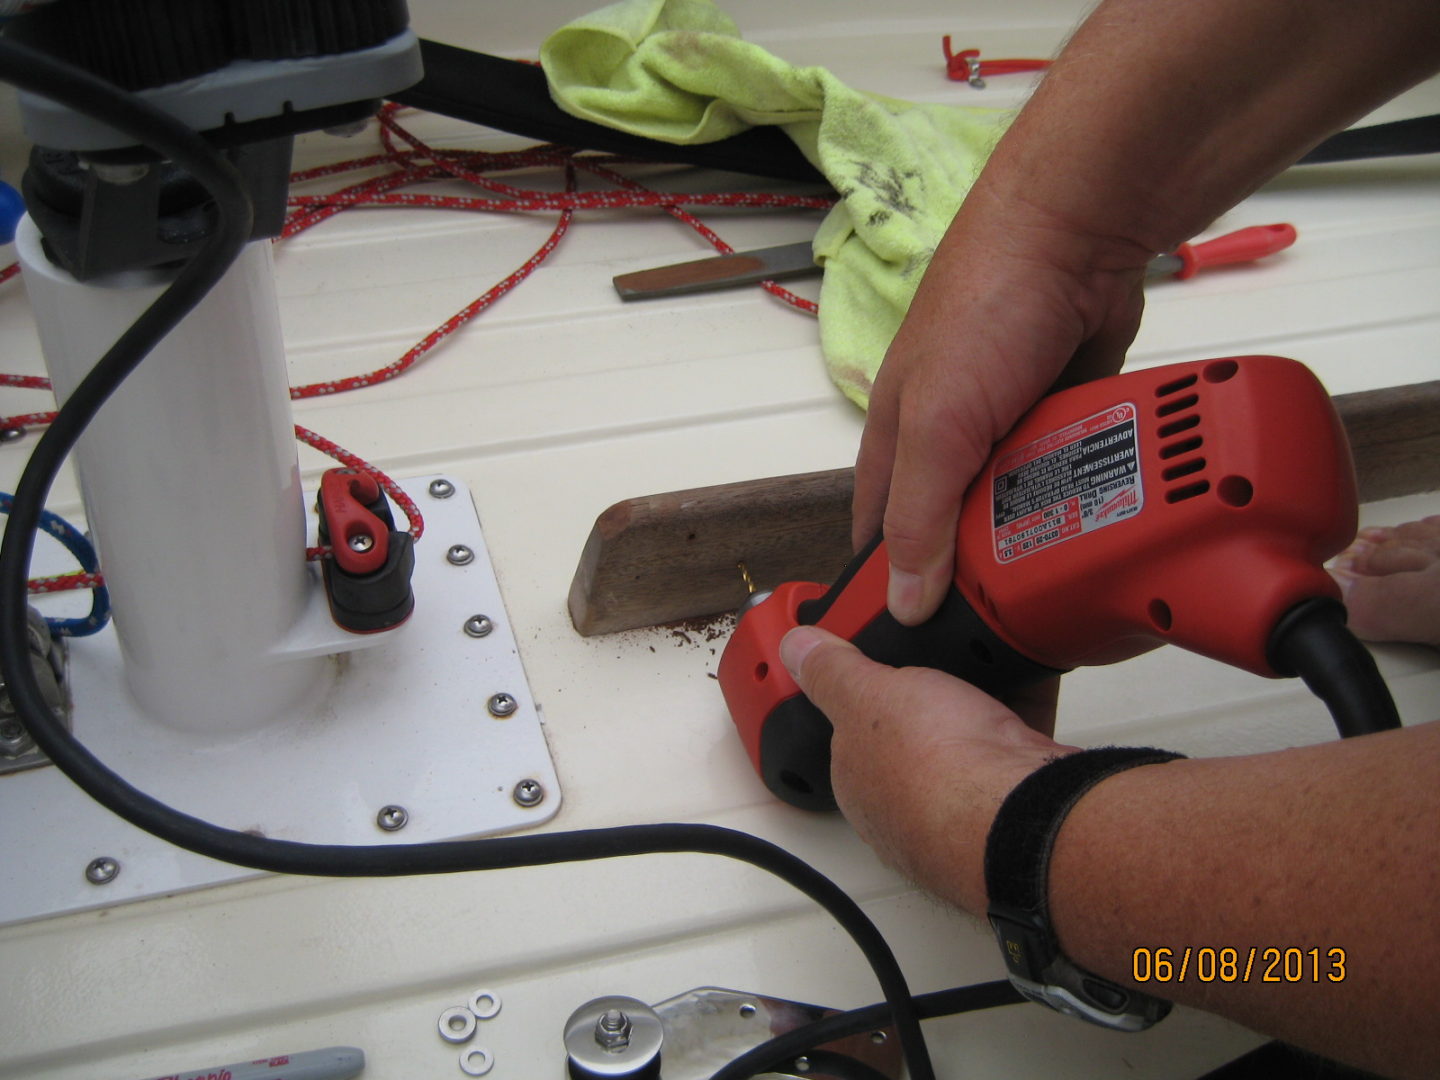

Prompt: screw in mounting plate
[
  {"left": 487, "top": 693, "right": 518, "bottom": 718},
  {"left": 512, "top": 779, "right": 544, "bottom": 808},
  {"left": 376, "top": 805, "right": 409, "bottom": 832},
  {"left": 428, "top": 478, "right": 456, "bottom": 500},
  {"left": 447, "top": 544, "right": 475, "bottom": 566},
  {"left": 348, "top": 533, "right": 375, "bottom": 553},
  {"left": 0, "top": 427, "right": 23, "bottom": 443},
  {"left": 463, "top": 615, "right": 494, "bottom": 639},
  {"left": 85, "top": 856, "right": 120, "bottom": 885}
]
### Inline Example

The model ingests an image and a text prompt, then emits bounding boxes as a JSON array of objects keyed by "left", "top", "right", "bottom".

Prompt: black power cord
[
  {"left": 1267, "top": 598, "right": 1403, "bottom": 738},
  {"left": 0, "top": 35, "right": 958, "bottom": 1080}
]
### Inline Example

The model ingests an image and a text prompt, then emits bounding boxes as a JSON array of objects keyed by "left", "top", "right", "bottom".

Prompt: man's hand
[
  {"left": 779, "top": 624, "right": 1074, "bottom": 914},
  {"left": 852, "top": 185, "right": 1148, "bottom": 626}
]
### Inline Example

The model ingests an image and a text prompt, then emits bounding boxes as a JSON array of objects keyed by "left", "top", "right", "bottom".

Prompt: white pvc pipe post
[{"left": 17, "top": 218, "right": 326, "bottom": 732}]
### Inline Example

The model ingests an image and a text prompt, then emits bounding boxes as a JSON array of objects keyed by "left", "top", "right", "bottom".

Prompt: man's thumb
[{"left": 778, "top": 625, "right": 885, "bottom": 723}]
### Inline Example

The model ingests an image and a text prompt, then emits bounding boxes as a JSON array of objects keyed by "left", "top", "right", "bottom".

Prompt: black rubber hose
[
  {"left": 1267, "top": 598, "right": 1403, "bottom": 738},
  {"left": 393, "top": 40, "right": 830, "bottom": 185},
  {"left": 1297, "top": 113, "right": 1440, "bottom": 164}
]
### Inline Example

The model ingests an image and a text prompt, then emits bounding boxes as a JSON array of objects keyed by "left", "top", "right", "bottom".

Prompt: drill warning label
[{"left": 991, "top": 403, "right": 1143, "bottom": 563}]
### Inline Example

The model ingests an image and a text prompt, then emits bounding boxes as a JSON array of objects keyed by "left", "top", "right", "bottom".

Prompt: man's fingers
[
  {"left": 881, "top": 400, "right": 991, "bottom": 626},
  {"left": 779, "top": 624, "right": 1013, "bottom": 732}
]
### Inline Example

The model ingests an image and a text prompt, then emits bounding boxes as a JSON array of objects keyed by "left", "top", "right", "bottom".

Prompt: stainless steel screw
[
  {"left": 376, "top": 805, "right": 409, "bottom": 832},
  {"left": 794, "top": 1057, "right": 812, "bottom": 1074},
  {"left": 447, "top": 544, "right": 475, "bottom": 566},
  {"left": 348, "top": 534, "right": 375, "bottom": 553},
  {"left": 512, "top": 779, "right": 544, "bottom": 808},
  {"left": 487, "top": 693, "right": 518, "bottom": 718},
  {"left": 464, "top": 615, "right": 494, "bottom": 639},
  {"left": 0, "top": 427, "right": 23, "bottom": 444},
  {"left": 594, "top": 1008, "right": 632, "bottom": 1051},
  {"left": 85, "top": 857, "right": 120, "bottom": 885},
  {"left": 428, "top": 478, "right": 456, "bottom": 499}
]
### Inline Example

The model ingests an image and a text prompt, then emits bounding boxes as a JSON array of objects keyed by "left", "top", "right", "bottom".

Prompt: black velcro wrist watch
[{"left": 984, "top": 746, "right": 1184, "bottom": 1031}]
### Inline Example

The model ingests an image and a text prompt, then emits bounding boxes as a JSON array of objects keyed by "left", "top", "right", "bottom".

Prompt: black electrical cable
[
  {"left": 1267, "top": 598, "right": 1403, "bottom": 738},
  {"left": 713, "top": 980, "right": 1026, "bottom": 1080},
  {"left": 0, "top": 37, "right": 943, "bottom": 1080}
]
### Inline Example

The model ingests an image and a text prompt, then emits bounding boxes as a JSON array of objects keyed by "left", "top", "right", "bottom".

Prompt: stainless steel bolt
[
  {"left": 594, "top": 1008, "right": 633, "bottom": 1051},
  {"left": 376, "top": 805, "right": 409, "bottom": 832},
  {"left": 447, "top": 544, "right": 475, "bottom": 566},
  {"left": 85, "top": 856, "right": 120, "bottom": 885},
  {"left": 487, "top": 693, "right": 518, "bottom": 718},
  {"left": 794, "top": 1056, "right": 812, "bottom": 1074},
  {"left": 428, "top": 478, "right": 456, "bottom": 499},
  {"left": 0, "top": 719, "right": 33, "bottom": 758},
  {"left": 464, "top": 615, "right": 494, "bottom": 638},
  {"left": 512, "top": 779, "right": 544, "bottom": 808},
  {"left": 348, "top": 533, "right": 375, "bottom": 553}
]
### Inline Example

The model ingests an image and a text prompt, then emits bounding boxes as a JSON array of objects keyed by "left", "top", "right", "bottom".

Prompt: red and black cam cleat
[{"left": 315, "top": 468, "right": 415, "bottom": 633}]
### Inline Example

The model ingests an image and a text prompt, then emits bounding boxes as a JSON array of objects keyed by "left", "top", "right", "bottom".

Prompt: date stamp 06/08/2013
[{"left": 1132, "top": 946, "right": 1348, "bottom": 985}]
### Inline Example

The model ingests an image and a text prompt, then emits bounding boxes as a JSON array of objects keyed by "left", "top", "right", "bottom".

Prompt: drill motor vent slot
[{"left": 1153, "top": 374, "right": 1210, "bottom": 502}]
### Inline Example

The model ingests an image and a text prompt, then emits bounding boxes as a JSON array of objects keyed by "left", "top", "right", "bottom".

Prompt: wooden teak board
[{"left": 569, "top": 380, "right": 1440, "bottom": 636}]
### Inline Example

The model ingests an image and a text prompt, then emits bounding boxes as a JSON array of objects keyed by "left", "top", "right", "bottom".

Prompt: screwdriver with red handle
[
  {"left": 614, "top": 224, "right": 1298, "bottom": 299},
  {"left": 1148, "top": 223, "right": 1297, "bottom": 279}
]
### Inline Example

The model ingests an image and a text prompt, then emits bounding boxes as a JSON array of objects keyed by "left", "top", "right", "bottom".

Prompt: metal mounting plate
[
  {"left": 564, "top": 987, "right": 902, "bottom": 1080},
  {"left": 0, "top": 476, "right": 559, "bottom": 927}
]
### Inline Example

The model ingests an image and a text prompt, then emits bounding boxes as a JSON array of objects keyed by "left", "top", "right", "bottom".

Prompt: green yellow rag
[{"left": 540, "top": 0, "right": 1014, "bottom": 409}]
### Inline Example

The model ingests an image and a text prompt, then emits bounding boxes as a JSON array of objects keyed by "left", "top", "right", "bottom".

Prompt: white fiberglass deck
[{"left": 1, "top": 3, "right": 1437, "bottom": 1078}]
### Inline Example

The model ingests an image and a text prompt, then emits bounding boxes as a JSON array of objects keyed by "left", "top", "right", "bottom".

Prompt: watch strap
[{"left": 985, "top": 746, "right": 1185, "bottom": 1028}]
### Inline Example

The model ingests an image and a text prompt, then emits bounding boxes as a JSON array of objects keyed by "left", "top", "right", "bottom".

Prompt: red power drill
[{"left": 718, "top": 355, "right": 1386, "bottom": 810}]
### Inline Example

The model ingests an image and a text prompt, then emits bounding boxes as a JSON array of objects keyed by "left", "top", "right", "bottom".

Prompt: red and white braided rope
[{"left": 2, "top": 108, "right": 833, "bottom": 590}]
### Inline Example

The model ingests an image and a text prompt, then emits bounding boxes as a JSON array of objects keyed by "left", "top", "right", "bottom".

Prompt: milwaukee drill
[{"left": 718, "top": 355, "right": 1389, "bottom": 810}]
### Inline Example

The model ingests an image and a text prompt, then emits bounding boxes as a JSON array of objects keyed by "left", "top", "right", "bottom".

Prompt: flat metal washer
[
  {"left": 470, "top": 988, "right": 502, "bottom": 1020},
  {"left": 459, "top": 1046, "right": 494, "bottom": 1076},
  {"left": 439, "top": 1005, "right": 477, "bottom": 1044}
]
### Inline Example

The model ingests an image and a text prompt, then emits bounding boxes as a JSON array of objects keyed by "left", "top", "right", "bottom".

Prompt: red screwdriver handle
[{"left": 1174, "top": 223, "right": 1297, "bottom": 279}]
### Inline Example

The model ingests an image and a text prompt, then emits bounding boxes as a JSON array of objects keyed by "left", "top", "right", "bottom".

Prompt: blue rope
[{"left": 0, "top": 492, "right": 110, "bottom": 636}]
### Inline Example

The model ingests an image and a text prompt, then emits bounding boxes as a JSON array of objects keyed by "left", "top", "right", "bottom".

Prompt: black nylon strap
[{"left": 985, "top": 747, "right": 1185, "bottom": 923}]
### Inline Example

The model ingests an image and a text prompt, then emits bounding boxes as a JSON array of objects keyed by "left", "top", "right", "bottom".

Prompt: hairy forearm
[
  {"left": 984, "top": 0, "right": 1440, "bottom": 258},
  {"left": 1047, "top": 722, "right": 1440, "bottom": 1079}
]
